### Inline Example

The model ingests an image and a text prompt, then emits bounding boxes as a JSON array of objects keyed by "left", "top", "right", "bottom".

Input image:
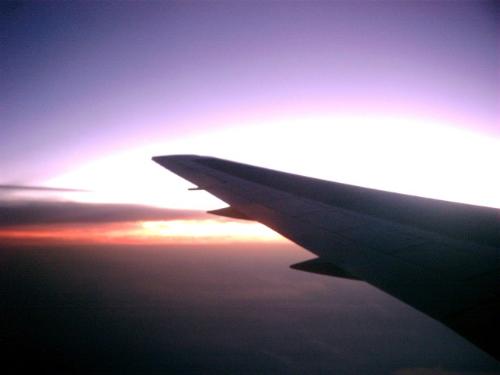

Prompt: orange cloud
[
  {"left": 0, "top": 219, "right": 284, "bottom": 246},
  {"left": 0, "top": 199, "right": 285, "bottom": 246}
]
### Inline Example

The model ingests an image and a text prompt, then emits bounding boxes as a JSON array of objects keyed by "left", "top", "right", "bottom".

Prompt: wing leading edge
[{"left": 152, "top": 154, "right": 500, "bottom": 360}]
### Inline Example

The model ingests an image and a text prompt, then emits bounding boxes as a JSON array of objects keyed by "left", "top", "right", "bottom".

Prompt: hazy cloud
[
  {"left": 3, "top": 245, "right": 497, "bottom": 374},
  {"left": 0, "top": 184, "right": 89, "bottom": 192}
]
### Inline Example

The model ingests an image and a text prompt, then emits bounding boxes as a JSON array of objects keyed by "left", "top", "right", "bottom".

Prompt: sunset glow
[
  {"left": 138, "top": 219, "right": 282, "bottom": 242},
  {"left": 0, "top": 219, "right": 284, "bottom": 246}
]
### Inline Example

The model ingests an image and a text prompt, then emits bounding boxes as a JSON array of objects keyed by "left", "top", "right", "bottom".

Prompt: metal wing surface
[{"left": 152, "top": 154, "right": 500, "bottom": 360}]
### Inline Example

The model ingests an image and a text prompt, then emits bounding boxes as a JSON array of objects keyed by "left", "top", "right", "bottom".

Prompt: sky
[
  {"left": 2, "top": 1, "right": 499, "bottom": 208},
  {"left": 1, "top": 0, "right": 499, "bottom": 242},
  {"left": 1, "top": 1, "right": 500, "bottom": 372}
]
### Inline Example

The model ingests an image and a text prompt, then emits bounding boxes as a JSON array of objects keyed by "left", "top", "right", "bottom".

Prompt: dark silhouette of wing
[{"left": 153, "top": 154, "right": 500, "bottom": 360}]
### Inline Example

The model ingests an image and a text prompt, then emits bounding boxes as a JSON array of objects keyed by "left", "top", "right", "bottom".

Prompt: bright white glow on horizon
[
  {"left": 139, "top": 220, "right": 282, "bottom": 242},
  {"left": 46, "top": 114, "right": 500, "bottom": 210}
]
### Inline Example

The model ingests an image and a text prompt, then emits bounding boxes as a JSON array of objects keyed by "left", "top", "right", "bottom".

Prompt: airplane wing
[{"left": 152, "top": 154, "right": 500, "bottom": 360}]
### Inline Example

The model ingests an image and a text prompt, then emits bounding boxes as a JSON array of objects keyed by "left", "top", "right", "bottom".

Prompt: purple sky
[{"left": 2, "top": 1, "right": 499, "bottom": 200}]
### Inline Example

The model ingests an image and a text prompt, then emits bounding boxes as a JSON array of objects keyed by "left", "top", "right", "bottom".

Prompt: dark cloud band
[{"left": 0, "top": 200, "right": 205, "bottom": 227}]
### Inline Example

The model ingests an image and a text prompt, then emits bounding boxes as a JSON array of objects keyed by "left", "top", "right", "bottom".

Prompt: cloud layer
[{"left": 0, "top": 200, "right": 204, "bottom": 227}]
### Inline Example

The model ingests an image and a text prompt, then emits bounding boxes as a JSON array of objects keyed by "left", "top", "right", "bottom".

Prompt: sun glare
[{"left": 45, "top": 114, "right": 500, "bottom": 210}]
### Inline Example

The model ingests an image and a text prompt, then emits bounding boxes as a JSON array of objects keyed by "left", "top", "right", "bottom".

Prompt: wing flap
[
  {"left": 207, "top": 206, "right": 251, "bottom": 220},
  {"left": 290, "top": 258, "right": 361, "bottom": 280}
]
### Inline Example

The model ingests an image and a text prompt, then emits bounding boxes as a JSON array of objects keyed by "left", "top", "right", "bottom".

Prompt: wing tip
[{"left": 152, "top": 154, "right": 205, "bottom": 167}]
